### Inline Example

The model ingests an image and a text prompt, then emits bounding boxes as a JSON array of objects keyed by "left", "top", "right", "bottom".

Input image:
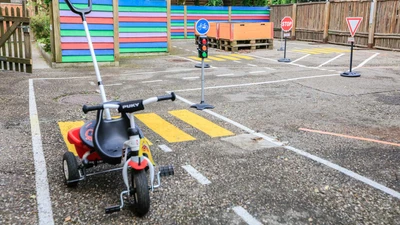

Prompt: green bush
[{"left": 30, "top": 12, "right": 51, "bottom": 52}]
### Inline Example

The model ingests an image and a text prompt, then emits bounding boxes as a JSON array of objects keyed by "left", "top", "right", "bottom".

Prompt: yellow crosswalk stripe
[
  {"left": 216, "top": 55, "right": 241, "bottom": 60},
  {"left": 188, "top": 56, "right": 211, "bottom": 62},
  {"left": 135, "top": 113, "right": 196, "bottom": 143},
  {"left": 169, "top": 109, "right": 234, "bottom": 138},
  {"left": 229, "top": 54, "right": 254, "bottom": 60},
  {"left": 58, "top": 121, "right": 85, "bottom": 156},
  {"left": 207, "top": 56, "right": 226, "bottom": 61}
]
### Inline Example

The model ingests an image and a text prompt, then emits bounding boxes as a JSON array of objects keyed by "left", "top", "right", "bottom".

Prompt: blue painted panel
[
  {"left": 171, "top": 5, "right": 184, "bottom": 10},
  {"left": 62, "top": 49, "right": 114, "bottom": 56},
  {"left": 119, "top": 0, "right": 166, "bottom": 7},
  {"left": 231, "top": 6, "right": 270, "bottom": 11},
  {"left": 187, "top": 6, "right": 228, "bottom": 11},
  {"left": 120, "top": 42, "right": 168, "bottom": 48},
  {"left": 171, "top": 32, "right": 184, "bottom": 36},
  {"left": 61, "top": 24, "right": 113, "bottom": 30}
]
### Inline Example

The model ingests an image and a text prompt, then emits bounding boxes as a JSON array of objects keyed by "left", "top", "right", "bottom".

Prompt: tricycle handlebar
[
  {"left": 64, "top": 0, "right": 92, "bottom": 21},
  {"left": 82, "top": 92, "right": 176, "bottom": 114}
]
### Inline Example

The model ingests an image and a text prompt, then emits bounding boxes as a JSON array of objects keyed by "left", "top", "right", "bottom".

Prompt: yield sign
[{"left": 346, "top": 17, "right": 363, "bottom": 37}]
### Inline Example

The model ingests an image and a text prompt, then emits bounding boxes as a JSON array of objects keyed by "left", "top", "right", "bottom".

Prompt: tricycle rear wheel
[{"left": 63, "top": 152, "right": 80, "bottom": 187}]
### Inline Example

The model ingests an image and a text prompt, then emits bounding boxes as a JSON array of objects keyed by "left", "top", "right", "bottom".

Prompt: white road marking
[
  {"left": 172, "top": 55, "right": 200, "bottom": 64},
  {"left": 233, "top": 206, "right": 263, "bottom": 225},
  {"left": 182, "top": 165, "right": 211, "bottom": 185},
  {"left": 29, "top": 79, "right": 55, "bottom": 225},
  {"left": 247, "top": 64, "right": 257, "bottom": 67},
  {"left": 216, "top": 73, "right": 236, "bottom": 77},
  {"left": 158, "top": 144, "right": 172, "bottom": 152},
  {"left": 317, "top": 53, "right": 344, "bottom": 67},
  {"left": 233, "top": 61, "right": 241, "bottom": 63},
  {"left": 174, "top": 94, "right": 400, "bottom": 200},
  {"left": 354, "top": 52, "right": 380, "bottom": 69},
  {"left": 245, "top": 54, "right": 276, "bottom": 62},
  {"left": 290, "top": 54, "right": 310, "bottom": 64},
  {"left": 185, "top": 49, "right": 191, "bottom": 51},
  {"left": 249, "top": 71, "right": 265, "bottom": 74},
  {"left": 173, "top": 45, "right": 177, "bottom": 48},
  {"left": 183, "top": 77, "right": 199, "bottom": 80},
  {"left": 263, "top": 66, "right": 276, "bottom": 71},
  {"left": 172, "top": 74, "right": 338, "bottom": 92},
  {"left": 192, "top": 51, "right": 197, "bottom": 54},
  {"left": 104, "top": 83, "right": 123, "bottom": 87},
  {"left": 141, "top": 80, "right": 163, "bottom": 83},
  {"left": 89, "top": 81, "right": 95, "bottom": 86}
]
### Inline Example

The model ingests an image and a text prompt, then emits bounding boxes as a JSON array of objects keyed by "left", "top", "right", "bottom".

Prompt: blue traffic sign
[{"left": 195, "top": 18, "right": 210, "bottom": 35}]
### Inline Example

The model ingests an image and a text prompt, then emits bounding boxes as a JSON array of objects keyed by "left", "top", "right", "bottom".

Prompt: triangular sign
[{"left": 346, "top": 17, "right": 363, "bottom": 37}]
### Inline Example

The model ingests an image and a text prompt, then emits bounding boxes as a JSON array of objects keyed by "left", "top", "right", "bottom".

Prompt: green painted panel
[
  {"left": 231, "top": 10, "right": 270, "bottom": 14},
  {"left": 59, "top": 3, "right": 112, "bottom": 11},
  {"left": 119, "top": 6, "right": 167, "bottom": 12},
  {"left": 171, "top": 36, "right": 185, "bottom": 39},
  {"left": 171, "top": 22, "right": 185, "bottom": 26},
  {"left": 61, "top": 30, "right": 114, "bottom": 37},
  {"left": 187, "top": 10, "right": 228, "bottom": 14},
  {"left": 119, "top": 27, "right": 167, "bottom": 32},
  {"left": 120, "top": 48, "right": 167, "bottom": 53},
  {"left": 187, "top": 35, "right": 195, "bottom": 39},
  {"left": 171, "top": 10, "right": 184, "bottom": 13},
  {"left": 62, "top": 55, "right": 114, "bottom": 62}
]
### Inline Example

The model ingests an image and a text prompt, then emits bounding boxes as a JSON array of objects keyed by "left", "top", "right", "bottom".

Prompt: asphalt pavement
[{"left": 1, "top": 39, "right": 400, "bottom": 225}]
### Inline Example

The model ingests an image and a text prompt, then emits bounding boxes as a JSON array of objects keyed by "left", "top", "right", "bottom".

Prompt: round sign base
[
  {"left": 190, "top": 102, "right": 214, "bottom": 110},
  {"left": 195, "top": 63, "right": 210, "bottom": 68},
  {"left": 278, "top": 58, "right": 291, "bottom": 63},
  {"left": 340, "top": 71, "right": 361, "bottom": 77}
]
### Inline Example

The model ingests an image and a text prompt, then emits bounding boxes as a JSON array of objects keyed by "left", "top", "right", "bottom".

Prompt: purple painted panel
[
  {"left": 60, "top": 10, "right": 113, "bottom": 17},
  {"left": 118, "top": 12, "right": 167, "bottom": 17},
  {"left": 61, "top": 37, "right": 114, "bottom": 42}
]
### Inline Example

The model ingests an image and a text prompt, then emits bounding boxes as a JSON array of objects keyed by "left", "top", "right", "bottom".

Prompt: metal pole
[
  {"left": 201, "top": 58, "right": 205, "bottom": 103},
  {"left": 284, "top": 38, "right": 287, "bottom": 59},
  {"left": 349, "top": 41, "right": 353, "bottom": 72}
]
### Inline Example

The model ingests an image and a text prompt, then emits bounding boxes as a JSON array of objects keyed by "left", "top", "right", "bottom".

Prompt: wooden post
[
  {"left": 368, "top": 0, "right": 377, "bottom": 48},
  {"left": 51, "top": 0, "right": 62, "bottom": 63},
  {"left": 49, "top": 1, "right": 55, "bottom": 63},
  {"left": 291, "top": 3, "right": 296, "bottom": 39},
  {"left": 323, "top": 1, "right": 331, "bottom": 43},
  {"left": 167, "top": 0, "right": 171, "bottom": 51},
  {"left": 184, "top": 5, "right": 187, "bottom": 38},
  {"left": 228, "top": 6, "right": 231, "bottom": 22},
  {"left": 112, "top": 0, "right": 119, "bottom": 66}
]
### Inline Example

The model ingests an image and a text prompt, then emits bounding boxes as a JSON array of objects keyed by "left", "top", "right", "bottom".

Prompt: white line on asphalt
[
  {"left": 182, "top": 165, "right": 211, "bottom": 185},
  {"left": 263, "top": 67, "right": 276, "bottom": 71},
  {"left": 290, "top": 54, "right": 310, "bottom": 64},
  {"left": 245, "top": 54, "right": 276, "bottom": 62},
  {"left": 249, "top": 71, "right": 265, "bottom": 74},
  {"left": 233, "top": 61, "right": 241, "bottom": 63},
  {"left": 29, "top": 79, "right": 55, "bottom": 225},
  {"left": 174, "top": 94, "right": 400, "bottom": 200},
  {"left": 192, "top": 51, "right": 197, "bottom": 54},
  {"left": 354, "top": 52, "right": 380, "bottom": 69},
  {"left": 89, "top": 81, "right": 95, "bottom": 86},
  {"left": 172, "top": 55, "right": 200, "bottom": 64},
  {"left": 104, "top": 83, "right": 123, "bottom": 87},
  {"left": 185, "top": 49, "right": 191, "bottom": 51},
  {"left": 233, "top": 206, "right": 263, "bottom": 225},
  {"left": 216, "top": 73, "right": 235, "bottom": 77},
  {"left": 247, "top": 64, "right": 257, "bottom": 67},
  {"left": 173, "top": 45, "right": 177, "bottom": 48},
  {"left": 317, "top": 53, "right": 344, "bottom": 67},
  {"left": 141, "top": 80, "right": 163, "bottom": 83},
  {"left": 158, "top": 144, "right": 173, "bottom": 152},
  {"left": 183, "top": 77, "right": 199, "bottom": 80},
  {"left": 172, "top": 74, "right": 338, "bottom": 92}
]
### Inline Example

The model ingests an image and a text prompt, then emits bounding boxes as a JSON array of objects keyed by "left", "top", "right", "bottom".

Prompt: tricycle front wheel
[{"left": 131, "top": 169, "right": 150, "bottom": 217}]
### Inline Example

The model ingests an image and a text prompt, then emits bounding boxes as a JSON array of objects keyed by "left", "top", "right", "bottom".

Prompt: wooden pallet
[
  {"left": 195, "top": 35, "right": 219, "bottom": 48},
  {"left": 219, "top": 39, "right": 273, "bottom": 52}
]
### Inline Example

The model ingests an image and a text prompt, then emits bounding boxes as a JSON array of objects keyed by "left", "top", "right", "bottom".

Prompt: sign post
[
  {"left": 341, "top": 17, "right": 363, "bottom": 77},
  {"left": 191, "top": 18, "right": 214, "bottom": 110},
  {"left": 278, "top": 16, "right": 293, "bottom": 63}
]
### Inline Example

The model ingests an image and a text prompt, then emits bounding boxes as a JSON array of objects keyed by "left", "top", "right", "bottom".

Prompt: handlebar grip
[
  {"left": 82, "top": 104, "right": 103, "bottom": 114},
  {"left": 157, "top": 92, "right": 176, "bottom": 102},
  {"left": 64, "top": 0, "right": 92, "bottom": 19}
]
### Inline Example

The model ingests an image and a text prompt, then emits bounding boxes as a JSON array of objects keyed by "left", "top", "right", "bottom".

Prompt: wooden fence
[
  {"left": 0, "top": 2, "right": 32, "bottom": 73},
  {"left": 271, "top": 0, "right": 400, "bottom": 50}
]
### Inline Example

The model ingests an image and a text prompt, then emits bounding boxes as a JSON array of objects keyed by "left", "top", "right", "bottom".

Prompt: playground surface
[{"left": 1, "top": 39, "right": 400, "bottom": 224}]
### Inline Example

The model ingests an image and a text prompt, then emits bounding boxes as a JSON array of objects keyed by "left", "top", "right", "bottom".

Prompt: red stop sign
[{"left": 281, "top": 16, "right": 293, "bottom": 32}]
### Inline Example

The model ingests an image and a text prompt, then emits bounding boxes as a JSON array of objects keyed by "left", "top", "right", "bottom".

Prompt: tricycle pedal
[
  {"left": 159, "top": 165, "right": 174, "bottom": 177},
  {"left": 105, "top": 205, "right": 121, "bottom": 214}
]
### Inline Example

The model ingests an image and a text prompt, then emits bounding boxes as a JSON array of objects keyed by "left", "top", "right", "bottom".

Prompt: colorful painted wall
[{"left": 53, "top": 0, "right": 270, "bottom": 63}]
